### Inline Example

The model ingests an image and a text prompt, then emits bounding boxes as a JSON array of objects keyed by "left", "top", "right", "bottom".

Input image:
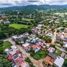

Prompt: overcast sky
[{"left": 0, "top": 0, "right": 67, "bottom": 7}]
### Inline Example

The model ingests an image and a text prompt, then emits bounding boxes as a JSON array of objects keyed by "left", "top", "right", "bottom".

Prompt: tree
[
  {"left": 0, "top": 41, "right": 3, "bottom": 45},
  {"left": 25, "top": 57, "right": 35, "bottom": 67},
  {"left": 42, "top": 36, "right": 52, "bottom": 43},
  {"left": 63, "top": 59, "right": 67, "bottom": 67},
  {"left": 0, "top": 56, "right": 12, "bottom": 67}
]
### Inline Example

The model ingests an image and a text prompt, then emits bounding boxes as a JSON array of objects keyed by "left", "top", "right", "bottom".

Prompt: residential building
[{"left": 54, "top": 57, "right": 64, "bottom": 67}]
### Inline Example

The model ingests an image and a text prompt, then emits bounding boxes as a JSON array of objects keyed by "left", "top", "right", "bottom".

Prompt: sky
[{"left": 0, "top": 0, "right": 67, "bottom": 7}]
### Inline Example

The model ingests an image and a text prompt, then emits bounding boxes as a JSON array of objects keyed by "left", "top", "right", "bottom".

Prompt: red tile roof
[
  {"left": 31, "top": 45, "right": 41, "bottom": 49},
  {"left": 44, "top": 56, "right": 54, "bottom": 65}
]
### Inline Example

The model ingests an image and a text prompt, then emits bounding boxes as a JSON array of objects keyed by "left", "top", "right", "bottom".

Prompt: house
[
  {"left": 43, "top": 56, "right": 54, "bottom": 65},
  {"left": 56, "top": 32, "right": 63, "bottom": 41},
  {"left": 31, "top": 45, "right": 41, "bottom": 53},
  {"left": 22, "top": 43, "right": 31, "bottom": 51},
  {"left": 20, "top": 62, "right": 29, "bottom": 67},
  {"left": 0, "top": 19, "right": 3, "bottom": 24},
  {"left": 36, "top": 41, "right": 44, "bottom": 46},
  {"left": 63, "top": 33, "right": 67, "bottom": 42},
  {"left": 56, "top": 32, "right": 67, "bottom": 42},
  {"left": 48, "top": 53, "right": 56, "bottom": 60},
  {"left": 14, "top": 54, "right": 27, "bottom": 67},
  {"left": 12, "top": 35, "right": 18, "bottom": 41},
  {"left": 13, "top": 54, "right": 27, "bottom": 67},
  {"left": 29, "top": 38, "right": 38, "bottom": 44},
  {"left": 43, "top": 53, "right": 64, "bottom": 67},
  {"left": 64, "top": 28, "right": 67, "bottom": 33},
  {"left": 32, "top": 28, "right": 37, "bottom": 34},
  {"left": 3, "top": 20, "right": 10, "bottom": 24},
  {"left": 5, "top": 46, "right": 20, "bottom": 61},
  {"left": 5, "top": 45, "right": 19, "bottom": 55},
  {"left": 54, "top": 57, "right": 64, "bottom": 67},
  {"left": 22, "top": 43, "right": 30, "bottom": 48},
  {"left": 32, "top": 24, "right": 44, "bottom": 35},
  {"left": 47, "top": 47, "right": 55, "bottom": 53},
  {"left": 12, "top": 63, "right": 17, "bottom": 67},
  {"left": 12, "top": 34, "right": 28, "bottom": 44}
]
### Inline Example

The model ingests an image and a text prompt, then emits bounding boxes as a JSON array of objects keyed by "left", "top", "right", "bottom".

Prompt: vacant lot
[{"left": 9, "top": 23, "right": 29, "bottom": 29}]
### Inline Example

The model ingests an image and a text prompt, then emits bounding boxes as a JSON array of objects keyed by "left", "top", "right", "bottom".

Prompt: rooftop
[
  {"left": 54, "top": 57, "right": 64, "bottom": 67},
  {"left": 44, "top": 56, "right": 54, "bottom": 65}
]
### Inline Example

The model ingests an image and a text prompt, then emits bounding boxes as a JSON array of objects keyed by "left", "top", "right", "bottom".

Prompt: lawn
[
  {"left": 9, "top": 23, "right": 29, "bottom": 29},
  {"left": 0, "top": 41, "right": 11, "bottom": 53},
  {"left": 32, "top": 50, "right": 48, "bottom": 60}
]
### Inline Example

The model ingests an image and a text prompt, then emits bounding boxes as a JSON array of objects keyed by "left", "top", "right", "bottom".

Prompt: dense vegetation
[
  {"left": 30, "top": 49, "right": 48, "bottom": 60},
  {"left": 0, "top": 55, "right": 12, "bottom": 67},
  {"left": 63, "top": 59, "right": 67, "bottom": 67},
  {"left": 0, "top": 24, "right": 32, "bottom": 39},
  {"left": 0, "top": 41, "right": 11, "bottom": 53}
]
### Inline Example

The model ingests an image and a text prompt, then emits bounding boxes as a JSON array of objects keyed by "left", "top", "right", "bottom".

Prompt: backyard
[{"left": 31, "top": 50, "right": 48, "bottom": 60}]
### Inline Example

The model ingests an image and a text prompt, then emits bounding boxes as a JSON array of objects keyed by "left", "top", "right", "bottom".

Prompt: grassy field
[
  {"left": 9, "top": 23, "right": 29, "bottom": 29},
  {"left": 0, "top": 41, "right": 11, "bottom": 53},
  {"left": 22, "top": 18, "right": 34, "bottom": 21}
]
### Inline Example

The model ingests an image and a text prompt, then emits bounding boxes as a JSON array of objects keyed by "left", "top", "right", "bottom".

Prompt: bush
[{"left": 25, "top": 57, "right": 31, "bottom": 63}]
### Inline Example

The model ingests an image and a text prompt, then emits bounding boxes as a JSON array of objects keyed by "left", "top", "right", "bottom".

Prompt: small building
[
  {"left": 54, "top": 57, "right": 64, "bottom": 67},
  {"left": 64, "top": 28, "right": 67, "bottom": 33},
  {"left": 3, "top": 20, "right": 10, "bottom": 24},
  {"left": 43, "top": 56, "right": 54, "bottom": 65},
  {"left": 31, "top": 45, "right": 41, "bottom": 53},
  {"left": 48, "top": 47, "right": 55, "bottom": 53},
  {"left": 22, "top": 43, "right": 31, "bottom": 52},
  {"left": 63, "top": 33, "right": 67, "bottom": 42}
]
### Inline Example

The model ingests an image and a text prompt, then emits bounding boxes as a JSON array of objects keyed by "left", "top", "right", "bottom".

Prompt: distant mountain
[{"left": 0, "top": 5, "right": 67, "bottom": 12}]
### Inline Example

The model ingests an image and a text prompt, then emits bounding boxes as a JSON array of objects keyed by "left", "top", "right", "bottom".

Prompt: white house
[{"left": 54, "top": 57, "right": 64, "bottom": 67}]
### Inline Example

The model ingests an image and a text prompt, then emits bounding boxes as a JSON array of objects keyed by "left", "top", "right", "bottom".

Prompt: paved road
[{"left": 52, "top": 29, "right": 57, "bottom": 44}]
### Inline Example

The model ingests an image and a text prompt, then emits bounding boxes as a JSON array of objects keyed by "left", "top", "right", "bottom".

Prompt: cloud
[
  {"left": 45, "top": 0, "right": 67, "bottom": 5},
  {"left": 0, "top": 0, "right": 67, "bottom": 7}
]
